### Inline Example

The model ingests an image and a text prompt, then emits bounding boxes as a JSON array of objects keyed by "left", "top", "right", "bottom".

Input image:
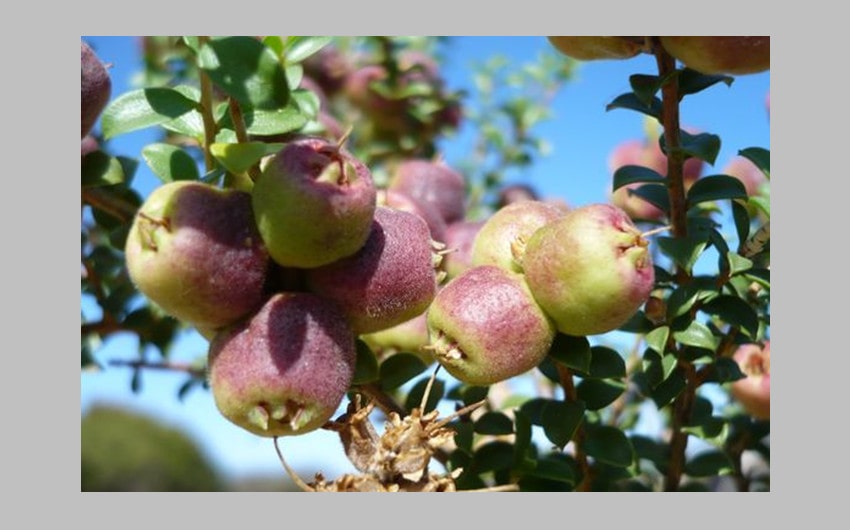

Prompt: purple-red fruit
[
  {"left": 471, "top": 200, "right": 565, "bottom": 274},
  {"left": 523, "top": 203, "right": 654, "bottom": 336},
  {"left": 427, "top": 265, "right": 556, "bottom": 385},
  {"left": 208, "top": 293, "right": 356, "bottom": 437},
  {"left": 388, "top": 159, "right": 467, "bottom": 224},
  {"left": 306, "top": 206, "right": 442, "bottom": 335},
  {"left": 124, "top": 181, "right": 269, "bottom": 331},
  {"left": 441, "top": 219, "right": 485, "bottom": 280},
  {"left": 377, "top": 189, "right": 447, "bottom": 244},
  {"left": 497, "top": 183, "right": 539, "bottom": 209},
  {"left": 81, "top": 40, "right": 112, "bottom": 138},
  {"left": 252, "top": 136, "right": 376, "bottom": 268}
]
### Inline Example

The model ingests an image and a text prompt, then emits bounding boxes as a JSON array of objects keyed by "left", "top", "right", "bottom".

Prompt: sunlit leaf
[
  {"left": 101, "top": 88, "right": 198, "bottom": 139},
  {"left": 687, "top": 175, "right": 748, "bottom": 206},
  {"left": 284, "top": 36, "right": 332, "bottom": 64},
  {"left": 142, "top": 143, "right": 200, "bottom": 182},
  {"left": 81, "top": 151, "right": 126, "bottom": 187},
  {"left": 673, "top": 321, "right": 718, "bottom": 350},
  {"left": 210, "top": 141, "right": 284, "bottom": 175}
]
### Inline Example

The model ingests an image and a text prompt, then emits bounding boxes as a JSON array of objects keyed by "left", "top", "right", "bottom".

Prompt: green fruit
[
  {"left": 361, "top": 312, "right": 433, "bottom": 364},
  {"left": 523, "top": 203, "right": 654, "bottom": 336},
  {"left": 471, "top": 200, "right": 565, "bottom": 273},
  {"left": 208, "top": 293, "right": 356, "bottom": 437},
  {"left": 124, "top": 181, "right": 270, "bottom": 331},
  {"left": 252, "top": 136, "right": 377, "bottom": 268},
  {"left": 660, "top": 36, "right": 769, "bottom": 75},
  {"left": 427, "top": 265, "right": 556, "bottom": 385}
]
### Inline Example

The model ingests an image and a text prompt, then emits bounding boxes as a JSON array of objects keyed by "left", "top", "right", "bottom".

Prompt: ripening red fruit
[
  {"left": 730, "top": 341, "right": 770, "bottom": 420},
  {"left": 81, "top": 40, "right": 112, "bottom": 138}
]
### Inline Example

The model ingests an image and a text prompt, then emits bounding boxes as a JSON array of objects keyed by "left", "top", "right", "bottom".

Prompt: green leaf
[
  {"left": 541, "top": 400, "right": 585, "bottom": 448},
  {"left": 588, "top": 347, "right": 626, "bottom": 379},
  {"left": 81, "top": 151, "right": 126, "bottom": 187},
  {"left": 536, "top": 356, "right": 561, "bottom": 384},
  {"left": 352, "top": 340, "right": 378, "bottom": 384},
  {"left": 261, "top": 36, "right": 284, "bottom": 57},
  {"left": 471, "top": 441, "right": 515, "bottom": 473},
  {"left": 291, "top": 88, "right": 321, "bottom": 118},
  {"left": 576, "top": 380, "right": 625, "bottom": 410},
  {"left": 683, "top": 418, "right": 728, "bottom": 444},
  {"left": 739, "top": 147, "right": 770, "bottom": 180},
  {"left": 677, "top": 68, "right": 734, "bottom": 98},
  {"left": 629, "top": 74, "right": 663, "bottom": 107},
  {"left": 141, "top": 143, "right": 199, "bottom": 183},
  {"left": 749, "top": 195, "right": 770, "bottom": 218},
  {"left": 285, "top": 64, "right": 304, "bottom": 92},
  {"left": 241, "top": 105, "right": 308, "bottom": 136},
  {"left": 700, "top": 295, "right": 760, "bottom": 338},
  {"left": 584, "top": 425, "right": 634, "bottom": 468},
  {"left": 612, "top": 165, "right": 666, "bottom": 192},
  {"left": 685, "top": 450, "right": 733, "bottom": 477},
  {"left": 673, "top": 321, "right": 718, "bottom": 350},
  {"left": 378, "top": 352, "right": 427, "bottom": 390},
  {"left": 512, "top": 409, "right": 534, "bottom": 470},
  {"left": 644, "top": 326, "right": 670, "bottom": 356},
  {"left": 651, "top": 367, "right": 686, "bottom": 408},
  {"left": 459, "top": 385, "right": 490, "bottom": 407},
  {"left": 198, "top": 36, "right": 290, "bottom": 110},
  {"left": 529, "top": 454, "right": 576, "bottom": 485},
  {"left": 474, "top": 411, "right": 515, "bottom": 435},
  {"left": 727, "top": 252, "right": 754, "bottom": 276},
  {"left": 404, "top": 376, "right": 444, "bottom": 413},
  {"left": 210, "top": 141, "right": 284, "bottom": 175},
  {"left": 687, "top": 175, "right": 748, "bottom": 207},
  {"left": 101, "top": 88, "right": 198, "bottom": 139},
  {"left": 548, "top": 334, "right": 591, "bottom": 373},
  {"left": 699, "top": 357, "right": 746, "bottom": 384},
  {"left": 630, "top": 435, "right": 668, "bottom": 471},
  {"left": 663, "top": 130, "right": 721, "bottom": 165},
  {"left": 666, "top": 285, "right": 701, "bottom": 319},
  {"left": 606, "top": 92, "right": 662, "bottom": 120},
  {"left": 160, "top": 85, "right": 205, "bottom": 140},
  {"left": 656, "top": 236, "right": 708, "bottom": 272},
  {"left": 732, "top": 201, "right": 751, "bottom": 248},
  {"left": 284, "top": 36, "right": 332, "bottom": 64},
  {"left": 519, "top": 397, "right": 550, "bottom": 426},
  {"left": 629, "top": 183, "right": 670, "bottom": 215}
]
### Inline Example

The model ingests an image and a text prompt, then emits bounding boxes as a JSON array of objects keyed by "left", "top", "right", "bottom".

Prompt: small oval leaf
[
  {"left": 687, "top": 175, "right": 748, "bottom": 205},
  {"left": 352, "top": 340, "right": 379, "bottom": 385},
  {"left": 101, "top": 88, "right": 198, "bottom": 139},
  {"left": 141, "top": 143, "right": 200, "bottom": 183},
  {"left": 612, "top": 165, "right": 666, "bottom": 192},
  {"left": 378, "top": 352, "right": 427, "bottom": 390},
  {"left": 548, "top": 334, "right": 591, "bottom": 374},
  {"left": 576, "top": 379, "right": 625, "bottom": 410},
  {"left": 673, "top": 320, "right": 718, "bottom": 350},
  {"left": 584, "top": 425, "right": 635, "bottom": 468},
  {"left": 474, "top": 411, "right": 515, "bottom": 435},
  {"left": 541, "top": 400, "right": 585, "bottom": 448}
]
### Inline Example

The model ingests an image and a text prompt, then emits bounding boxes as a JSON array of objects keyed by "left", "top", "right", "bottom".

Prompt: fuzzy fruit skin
[
  {"left": 388, "top": 159, "right": 467, "bottom": 224},
  {"left": 305, "top": 206, "right": 440, "bottom": 335},
  {"left": 208, "top": 293, "right": 356, "bottom": 437},
  {"left": 471, "top": 200, "right": 565, "bottom": 274},
  {"left": 660, "top": 36, "right": 769, "bottom": 75},
  {"left": 427, "top": 265, "right": 556, "bottom": 385},
  {"left": 441, "top": 219, "right": 485, "bottom": 280},
  {"left": 730, "top": 341, "right": 770, "bottom": 420},
  {"left": 81, "top": 40, "right": 112, "bottom": 138},
  {"left": 608, "top": 137, "right": 704, "bottom": 222},
  {"left": 523, "top": 203, "right": 654, "bottom": 336},
  {"left": 124, "top": 181, "right": 269, "bottom": 331},
  {"left": 378, "top": 189, "right": 447, "bottom": 244},
  {"left": 252, "top": 137, "right": 377, "bottom": 268},
  {"left": 547, "top": 36, "right": 643, "bottom": 60}
]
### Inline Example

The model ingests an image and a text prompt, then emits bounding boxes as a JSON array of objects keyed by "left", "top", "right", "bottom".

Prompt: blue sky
[{"left": 81, "top": 36, "right": 770, "bottom": 482}]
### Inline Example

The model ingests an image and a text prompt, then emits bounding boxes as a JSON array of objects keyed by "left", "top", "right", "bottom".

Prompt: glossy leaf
[
  {"left": 101, "top": 88, "right": 198, "bottom": 139},
  {"left": 459, "top": 385, "right": 490, "bottom": 407},
  {"left": 612, "top": 165, "right": 666, "bottom": 192},
  {"left": 404, "top": 377, "right": 444, "bottom": 413},
  {"left": 291, "top": 88, "right": 321, "bottom": 118},
  {"left": 651, "top": 367, "right": 686, "bottom": 408},
  {"left": 699, "top": 357, "right": 745, "bottom": 384},
  {"left": 629, "top": 73, "right": 663, "bottom": 107},
  {"left": 682, "top": 418, "right": 728, "bottom": 444},
  {"left": 471, "top": 441, "right": 515, "bottom": 473},
  {"left": 351, "top": 340, "right": 378, "bottom": 384},
  {"left": 576, "top": 379, "right": 625, "bottom": 410},
  {"left": 685, "top": 450, "right": 733, "bottom": 477},
  {"left": 645, "top": 326, "right": 670, "bottom": 355},
  {"left": 588, "top": 347, "right": 626, "bottom": 379},
  {"left": 519, "top": 397, "right": 550, "bottom": 426},
  {"left": 700, "top": 295, "right": 760, "bottom": 338},
  {"left": 663, "top": 130, "right": 721, "bottom": 165},
  {"left": 198, "top": 36, "right": 290, "bottom": 110},
  {"left": 727, "top": 252, "right": 754, "bottom": 277},
  {"left": 82, "top": 151, "right": 126, "bottom": 187},
  {"left": 529, "top": 454, "right": 576, "bottom": 485},
  {"left": 241, "top": 105, "right": 308, "bottom": 136},
  {"left": 284, "top": 36, "right": 332, "bottom": 64},
  {"left": 629, "top": 183, "right": 670, "bottom": 215},
  {"left": 548, "top": 334, "right": 591, "bottom": 373},
  {"left": 739, "top": 147, "right": 770, "bottom": 179},
  {"left": 378, "top": 353, "right": 427, "bottom": 390},
  {"left": 630, "top": 435, "right": 668, "bottom": 471},
  {"left": 541, "top": 400, "right": 585, "bottom": 448},
  {"left": 141, "top": 143, "right": 200, "bottom": 183},
  {"left": 606, "top": 92, "right": 662, "bottom": 120},
  {"left": 474, "top": 411, "right": 515, "bottom": 435},
  {"left": 687, "top": 175, "right": 748, "bottom": 206},
  {"left": 677, "top": 68, "right": 734, "bottom": 98},
  {"left": 673, "top": 321, "right": 718, "bottom": 350},
  {"left": 210, "top": 142, "right": 284, "bottom": 175},
  {"left": 732, "top": 200, "right": 751, "bottom": 248},
  {"left": 584, "top": 425, "right": 634, "bottom": 468},
  {"left": 657, "top": 236, "right": 708, "bottom": 272},
  {"left": 512, "top": 409, "right": 534, "bottom": 470}
]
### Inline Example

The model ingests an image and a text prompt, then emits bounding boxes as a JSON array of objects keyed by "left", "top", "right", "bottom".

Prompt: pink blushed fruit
[
  {"left": 208, "top": 293, "right": 356, "bottom": 437},
  {"left": 522, "top": 203, "right": 655, "bottom": 336},
  {"left": 252, "top": 136, "right": 377, "bottom": 268},
  {"left": 124, "top": 181, "right": 270, "bottom": 331},
  {"left": 441, "top": 219, "right": 485, "bottom": 280},
  {"left": 388, "top": 159, "right": 467, "bottom": 224},
  {"left": 426, "top": 265, "right": 556, "bottom": 385},
  {"left": 81, "top": 40, "right": 112, "bottom": 139},
  {"left": 730, "top": 341, "right": 770, "bottom": 420}
]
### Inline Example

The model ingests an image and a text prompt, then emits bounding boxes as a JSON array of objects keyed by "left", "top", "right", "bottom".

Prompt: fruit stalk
[
  {"left": 556, "top": 364, "right": 592, "bottom": 491},
  {"left": 198, "top": 36, "right": 217, "bottom": 173},
  {"left": 227, "top": 98, "right": 260, "bottom": 181}
]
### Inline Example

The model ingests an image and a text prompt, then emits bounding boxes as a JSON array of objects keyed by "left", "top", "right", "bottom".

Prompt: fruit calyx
[
  {"left": 313, "top": 145, "right": 358, "bottom": 185},
  {"left": 426, "top": 330, "right": 465, "bottom": 361},
  {"left": 136, "top": 212, "right": 172, "bottom": 252},
  {"left": 248, "top": 399, "right": 311, "bottom": 433}
]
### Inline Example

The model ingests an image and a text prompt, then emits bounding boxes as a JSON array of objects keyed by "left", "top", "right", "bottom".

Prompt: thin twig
[{"left": 556, "top": 364, "right": 592, "bottom": 491}]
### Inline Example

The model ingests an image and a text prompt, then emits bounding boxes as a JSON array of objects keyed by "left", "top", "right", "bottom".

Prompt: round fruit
[
  {"left": 388, "top": 159, "right": 467, "bottom": 224},
  {"left": 441, "top": 219, "right": 485, "bottom": 280},
  {"left": 523, "top": 203, "right": 654, "bottom": 336},
  {"left": 81, "top": 40, "right": 112, "bottom": 138},
  {"left": 659, "top": 36, "right": 769, "bottom": 75},
  {"left": 252, "top": 136, "right": 377, "bottom": 268},
  {"left": 730, "top": 341, "right": 770, "bottom": 420},
  {"left": 124, "top": 181, "right": 269, "bottom": 331},
  {"left": 547, "top": 36, "right": 644, "bottom": 60},
  {"left": 427, "top": 265, "right": 556, "bottom": 385},
  {"left": 208, "top": 293, "right": 356, "bottom": 437}
]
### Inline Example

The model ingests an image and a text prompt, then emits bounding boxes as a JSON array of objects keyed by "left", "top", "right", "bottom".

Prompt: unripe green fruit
[
  {"left": 523, "top": 203, "right": 654, "bottom": 336},
  {"left": 252, "top": 136, "right": 377, "bottom": 268},
  {"left": 361, "top": 312, "right": 433, "bottom": 364},
  {"left": 124, "top": 181, "right": 269, "bottom": 331},
  {"left": 208, "top": 293, "right": 356, "bottom": 437},
  {"left": 81, "top": 40, "right": 111, "bottom": 138},
  {"left": 427, "top": 265, "right": 556, "bottom": 385},
  {"left": 660, "top": 36, "right": 769, "bottom": 75},
  {"left": 547, "top": 36, "right": 644, "bottom": 61},
  {"left": 471, "top": 200, "right": 565, "bottom": 273}
]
